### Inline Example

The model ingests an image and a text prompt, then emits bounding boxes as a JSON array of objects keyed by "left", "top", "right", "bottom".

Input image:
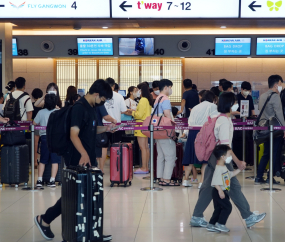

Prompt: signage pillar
[{"left": 0, "top": 23, "right": 13, "bottom": 93}]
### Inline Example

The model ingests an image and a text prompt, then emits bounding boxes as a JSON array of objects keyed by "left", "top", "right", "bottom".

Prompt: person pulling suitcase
[{"left": 34, "top": 80, "right": 116, "bottom": 241}]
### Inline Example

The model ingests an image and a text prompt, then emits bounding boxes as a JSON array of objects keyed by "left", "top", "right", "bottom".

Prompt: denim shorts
[{"left": 40, "top": 135, "right": 61, "bottom": 165}]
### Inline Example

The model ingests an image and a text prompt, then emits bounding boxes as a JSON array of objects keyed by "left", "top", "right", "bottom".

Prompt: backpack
[
  {"left": 194, "top": 114, "right": 227, "bottom": 162},
  {"left": 46, "top": 101, "right": 89, "bottom": 161},
  {"left": 4, "top": 92, "right": 30, "bottom": 121}
]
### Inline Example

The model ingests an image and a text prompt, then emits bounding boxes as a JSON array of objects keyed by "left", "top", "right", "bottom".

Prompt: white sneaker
[
  {"left": 198, "top": 183, "right": 202, "bottom": 189},
  {"left": 182, "top": 180, "right": 193, "bottom": 187}
]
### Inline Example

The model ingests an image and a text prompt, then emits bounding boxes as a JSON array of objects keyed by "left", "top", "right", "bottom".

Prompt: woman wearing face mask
[
  {"left": 125, "top": 86, "right": 139, "bottom": 111},
  {"left": 132, "top": 84, "right": 153, "bottom": 174},
  {"left": 181, "top": 91, "right": 219, "bottom": 188},
  {"left": 191, "top": 92, "right": 266, "bottom": 229},
  {"left": 34, "top": 83, "right": 62, "bottom": 109}
]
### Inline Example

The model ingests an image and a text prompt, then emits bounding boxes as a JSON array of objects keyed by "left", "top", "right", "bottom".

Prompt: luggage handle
[{"left": 116, "top": 157, "right": 119, "bottom": 172}]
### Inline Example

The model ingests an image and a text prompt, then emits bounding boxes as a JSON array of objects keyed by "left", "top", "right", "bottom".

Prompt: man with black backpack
[
  {"left": 3, "top": 77, "right": 33, "bottom": 121},
  {"left": 35, "top": 79, "right": 115, "bottom": 241}
]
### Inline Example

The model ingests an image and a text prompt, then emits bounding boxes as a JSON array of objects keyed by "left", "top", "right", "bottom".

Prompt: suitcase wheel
[
  {"left": 24, "top": 183, "right": 28, "bottom": 186},
  {"left": 15, "top": 184, "right": 18, "bottom": 188},
  {"left": 110, "top": 183, "right": 114, "bottom": 187},
  {"left": 124, "top": 182, "right": 128, "bottom": 187},
  {"left": 129, "top": 181, "right": 132, "bottom": 186}
]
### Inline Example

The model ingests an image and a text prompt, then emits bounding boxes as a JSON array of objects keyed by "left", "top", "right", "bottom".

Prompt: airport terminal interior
[{"left": 2, "top": 0, "right": 285, "bottom": 241}]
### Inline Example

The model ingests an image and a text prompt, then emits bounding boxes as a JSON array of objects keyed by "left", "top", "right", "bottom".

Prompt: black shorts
[{"left": 102, "top": 131, "right": 125, "bottom": 148}]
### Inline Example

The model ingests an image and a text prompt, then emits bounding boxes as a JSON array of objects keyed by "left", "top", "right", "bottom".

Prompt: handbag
[
  {"left": 253, "top": 92, "right": 283, "bottom": 145},
  {"left": 121, "top": 99, "right": 133, "bottom": 121},
  {"left": 1, "top": 121, "right": 26, "bottom": 146},
  {"left": 142, "top": 96, "right": 176, "bottom": 140}
]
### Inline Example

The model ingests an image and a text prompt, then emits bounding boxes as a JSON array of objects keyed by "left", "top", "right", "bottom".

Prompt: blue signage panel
[
  {"left": 77, "top": 38, "right": 113, "bottom": 56},
  {"left": 256, "top": 38, "right": 285, "bottom": 55},
  {"left": 215, "top": 38, "right": 251, "bottom": 56},
  {"left": 12, "top": 38, "right": 18, "bottom": 56}
]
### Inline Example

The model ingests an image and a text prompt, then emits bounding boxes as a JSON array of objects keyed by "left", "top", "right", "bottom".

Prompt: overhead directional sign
[
  {"left": 0, "top": 0, "right": 110, "bottom": 18},
  {"left": 241, "top": 0, "right": 285, "bottom": 18},
  {"left": 112, "top": 0, "right": 240, "bottom": 18}
]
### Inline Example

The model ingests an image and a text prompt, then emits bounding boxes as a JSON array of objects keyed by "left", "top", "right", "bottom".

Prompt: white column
[{"left": 0, "top": 23, "right": 13, "bottom": 92}]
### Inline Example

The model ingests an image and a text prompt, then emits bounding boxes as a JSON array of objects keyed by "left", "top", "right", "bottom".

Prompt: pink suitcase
[{"left": 110, "top": 143, "right": 133, "bottom": 187}]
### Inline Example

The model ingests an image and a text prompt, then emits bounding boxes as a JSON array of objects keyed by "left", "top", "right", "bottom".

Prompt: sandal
[
  {"left": 162, "top": 182, "right": 180, "bottom": 186},
  {"left": 158, "top": 180, "right": 164, "bottom": 186}
]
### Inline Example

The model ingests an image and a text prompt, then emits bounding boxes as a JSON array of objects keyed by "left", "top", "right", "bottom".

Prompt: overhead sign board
[
  {"left": 112, "top": 0, "right": 240, "bottom": 18},
  {"left": 241, "top": 0, "right": 285, "bottom": 18},
  {"left": 0, "top": 0, "right": 110, "bottom": 18},
  {"left": 215, "top": 38, "right": 251, "bottom": 56},
  {"left": 256, "top": 38, "right": 285, "bottom": 55}
]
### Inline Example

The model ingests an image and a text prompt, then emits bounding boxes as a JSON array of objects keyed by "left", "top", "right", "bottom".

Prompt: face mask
[
  {"left": 225, "top": 156, "right": 233, "bottom": 164},
  {"left": 169, "top": 88, "right": 173, "bottom": 96},
  {"left": 48, "top": 90, "right": 57, "bottom": 95},
  {"left": 278, "top": 85, "right": 282, "bottom": 93},
  {"left": 133, "top": 92, "right": 137, "bottom": 98},
  {"left": 154, "top": 90, "right": 160, "bottom": 95},
  {"left": 231, "top": 103, "right": 239, "bottom": 112},
  {"left": 137, "top": 90, "right": 141, "bottom": 97},
  {"left": 243, "top": 91, "right": 250, "bottom": 96}
]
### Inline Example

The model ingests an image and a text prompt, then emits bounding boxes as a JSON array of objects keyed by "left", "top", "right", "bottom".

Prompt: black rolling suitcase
[
  {"left": 1, "top": 145, "right": 29, "bottom": 187},
  {"left": 62, "top": 166, "right": 104, "bottom": 242},
  {"left": 42, "top": 157, "right": 65, "bottom": 185}
]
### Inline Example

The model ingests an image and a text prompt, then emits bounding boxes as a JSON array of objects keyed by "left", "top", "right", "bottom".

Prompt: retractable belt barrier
[{"left": 0, "top": 119, "right": 276, "bottom": 192}]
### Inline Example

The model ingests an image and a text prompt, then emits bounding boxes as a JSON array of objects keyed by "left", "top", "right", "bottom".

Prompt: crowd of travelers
[{"left": 3, "top": 74, "right": 284, "bottom": 238}]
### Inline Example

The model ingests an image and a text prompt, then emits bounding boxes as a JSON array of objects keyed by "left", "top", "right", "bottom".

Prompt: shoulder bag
[
  {"left": 142, "top": 96, "right": 176, "bottom": 140},
  {"left": 253, "top": 92, "right": 283, "bottom": 145}
]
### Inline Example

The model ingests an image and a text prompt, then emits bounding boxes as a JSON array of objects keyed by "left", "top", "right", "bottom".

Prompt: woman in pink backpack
[
  {"left": 190, "top": 92, "right": 266, "bottom": 230},
  {"left": 182, "top": 91, "right": 219, "bottom": 188}
]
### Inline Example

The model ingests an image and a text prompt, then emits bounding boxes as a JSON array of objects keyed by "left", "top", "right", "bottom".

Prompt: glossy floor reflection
[{"left": 0, "top": 163, "right": 285, "bottom": 242}]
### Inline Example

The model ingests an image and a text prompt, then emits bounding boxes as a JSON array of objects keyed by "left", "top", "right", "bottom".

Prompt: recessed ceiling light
[
  {"left": 220, "top": 26, "right": 227, "bottom": 29},
  {"left": 102, "top": 27, "right": 108, "bottom": 29}
]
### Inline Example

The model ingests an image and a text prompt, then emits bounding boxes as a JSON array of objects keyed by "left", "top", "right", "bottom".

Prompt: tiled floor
[{"left": 1, "top": 163, "right": 285, "bottom": 242}]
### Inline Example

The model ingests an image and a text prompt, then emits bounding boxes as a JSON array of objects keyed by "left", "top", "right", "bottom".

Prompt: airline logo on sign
[
  {"left": 113, "top": 0, "right": 240, "bottom": 18},
  {"left": 0, "top": 0, "right": 110, "bottom": 18},
  {"left": 241, "top": 0, "right": 285, "bottom": 17}
]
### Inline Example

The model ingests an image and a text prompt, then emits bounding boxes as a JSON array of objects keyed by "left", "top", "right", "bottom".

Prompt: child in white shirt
[{"left": 207, "top": 145, "right": 241, "bottom": 233}]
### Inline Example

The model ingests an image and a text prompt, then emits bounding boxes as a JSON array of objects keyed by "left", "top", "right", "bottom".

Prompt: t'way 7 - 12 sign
[{"left": 112, "top": 0, "right": 240, "bottom": 18}]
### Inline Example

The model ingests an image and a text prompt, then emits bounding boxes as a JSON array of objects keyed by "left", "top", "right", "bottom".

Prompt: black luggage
[
  {"left": 121, "top": 134, "right": 141, "bottom": 167},
  {"left": 1, "top": 145, "right": 29, "bottom": 187},
  {"left": 62, "top": 166, "right": 104, "bottom": 242},
  {"left": 42, "top": 157, "right": 65, "bottom": 185}
]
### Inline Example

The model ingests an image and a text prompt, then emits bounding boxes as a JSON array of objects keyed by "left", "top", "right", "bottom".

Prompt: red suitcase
[
  {"left": 153, "top": 142, "right": 184, "bottom": 183},
  {"left": 110, "top": 143, "right": 133, "bottom": 187}
]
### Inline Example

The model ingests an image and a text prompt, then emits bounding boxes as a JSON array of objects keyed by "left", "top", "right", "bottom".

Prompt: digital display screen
[
  {"left": 12, "top": 38, "right": 18, "bottom": 56},
  {"left": 256, "top": 38, "right": 285, "bottom": 55},
  {"left": 77, "top": 38, "right": 113, "bottom": 56},
  {"left": 118, "top": 90, "right": 126, "bottom": 97},
  {"left": 215, "top": 38, "right": 251, "bottom": 56},
  {"left": 119, "top": 38, "right": 154, "bottom": 56}
]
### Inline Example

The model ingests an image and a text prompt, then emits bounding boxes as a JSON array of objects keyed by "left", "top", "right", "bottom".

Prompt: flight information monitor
[
  {"left": 256, "top": 38, "right": 285, "bottom": 55},
  {"left": 215, "top": 38, "right": 251, "bottom": 56},
  {"left": 12, "top": 38, "right": 18, "bottom": 56},
  {"left": 119, "top": 38, "right": 154, "bottom": 56},
  {"left": 77, "top": 38, "right": 113, "bottom": 56}
]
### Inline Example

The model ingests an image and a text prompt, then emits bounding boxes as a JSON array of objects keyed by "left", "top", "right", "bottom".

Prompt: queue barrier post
[
  {"left": 22, "top": 124, "right": 40, "bottom": 191},
  {"left": 261, "top": 125, "right": 281, "bottom": 192},
  {"left": 141, "top": 124, "right": 162, "bottom": 192}
]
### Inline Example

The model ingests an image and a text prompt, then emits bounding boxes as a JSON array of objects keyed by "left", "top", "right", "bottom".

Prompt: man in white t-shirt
[
  {"left": 99, "top": 78, "right": 131, "bottom": 172},
  {"left": 3, "top": 77, "right": 33, "bottom": 121}
]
